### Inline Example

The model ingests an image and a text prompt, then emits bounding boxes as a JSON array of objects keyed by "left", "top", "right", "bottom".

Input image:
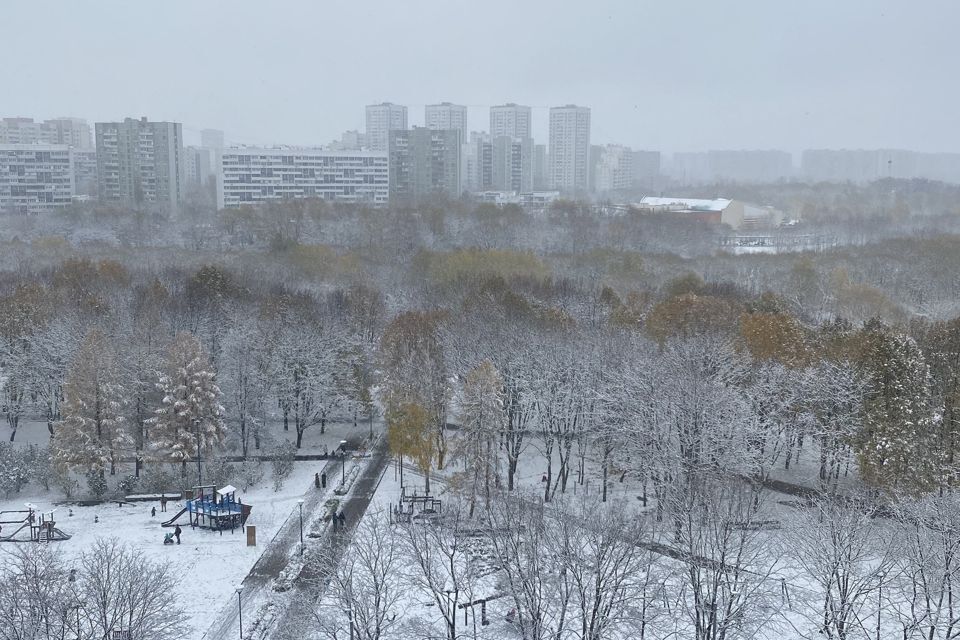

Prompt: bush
[
  {"left": 86, "top": 471, "right": 108, "bottom": 500},
  {"left": 271, "top": 441, "right": 298, "bottom": 491},
  {"left": 205, "top": 456, "right": 236, "bottom": 489},
  {"left": 54, "top": 464, "right": 79, "bottom": 499},
  {"left": 142, "top": 465, "right": 176, "bottom": 494},
  {"left": 0, "top": 443, "right": 30, "bottom": 496},
  {"left": 115, "top": 474, "right": 139, "bottom": 497},
  {"left": 237, "top": 461, "right": 264, "bottom": 491}
]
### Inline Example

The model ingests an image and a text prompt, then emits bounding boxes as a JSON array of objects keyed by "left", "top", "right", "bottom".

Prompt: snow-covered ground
[
  {"left": 0, "top": 460, "right": 323, "bottom": 639},
  {"left": 0, "top": 415, "right": 383, "bottom": 640}
]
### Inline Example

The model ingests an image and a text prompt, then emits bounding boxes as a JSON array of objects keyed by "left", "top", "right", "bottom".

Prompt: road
[{"left": 202, "top": 442, "right": 360, "bottom": 640}]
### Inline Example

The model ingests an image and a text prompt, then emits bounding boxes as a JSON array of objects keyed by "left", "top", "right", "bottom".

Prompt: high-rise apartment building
[
  {"left": 593, "top": 145, "right": 635, "bottom": 192},
  {"left": 490, "top": 104, "right": 532, "bottom": 139},
  {"left": 0, "top": 117, "right": 92, "bottom": 148},
  {"left": 632, "top": 150, "right": 661, "bottom": 185},
  {"left": 492, "top": 136, "right": 534, "bottom": 193},
  {"left": 365, "top": 103, "right": 408, "bottom": 152},
  {"left": 533, "top": 144, "right": 549, "bottom": 191},
  {"left": 388, "top": 127, "right": 461, "bottom": 202},
  {"left": 95, "top": 117, "right": 184, "bottom": 213},
  {"left": 549, "top": 105, "right": 591, "bottom": 192},
  {"left": 0, "top": 145, "right": 74, "bottom": 215},
  {"left": 70, "top": 149, "right": 98, "bottom": 198},
  {"left": 425, "top": 103, "right": 467, "bottom": 142},
  {"left": 217, "top": 148, "right": 388, "bottom": 209}
]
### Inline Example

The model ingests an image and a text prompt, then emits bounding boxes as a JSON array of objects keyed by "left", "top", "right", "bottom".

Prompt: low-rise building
[
  {"left": 217, "top": 147, "right": 389, "bottom": 209},
  {"left": 633, "top": 196, "right": 783, "bottom": 230}
]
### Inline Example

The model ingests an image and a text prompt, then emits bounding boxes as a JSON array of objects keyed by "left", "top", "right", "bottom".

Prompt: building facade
[
  {"left": 365, "top": 103, "right": 408, "bottom": 152},
  {"left": 388, "top": 128, "right": 461, "bottom": 203},
  {"left": 549, "top": 105, "right": 591, "bottom": 192},
  {"left": 0, "top": 117, "right": 92, "bottom": 148},
  {"left": 492, "top": 136, "right": 534, "bottom": 193},
  {"left": 593, "top": 145, "right": 634, "bottom": 192},
  {"left": 70, "top": 149, "right": 98, "bottom": 198},
  {"left": 490, "top": 104, "right": 532, "bottom": 139},
  {"left": 95, "top": 117, "right": 184, "bottom": 213},
  {"left": 0, "top": 145, "right": 74, "bottom": 215},
  {"left": 425, "top": 103, "right": 467, "bottom": 141},
  {"left": 217, "top": 148, "right": 388, "bottom": 209}
]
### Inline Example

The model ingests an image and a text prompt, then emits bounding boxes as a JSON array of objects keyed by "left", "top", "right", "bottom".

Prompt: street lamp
[
  {"left": 193, "top": 418, "right": 203, "bottom": 486},
  {"left": 297, "top": 499, "right": 305, "bottom": 556},
  {"left": 236, "top": 586, "right": 244, "bottom": 639}
]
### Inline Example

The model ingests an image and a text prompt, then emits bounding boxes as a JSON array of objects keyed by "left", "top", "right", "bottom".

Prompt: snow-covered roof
[
  {"left": 636, "top": 196, "right": 732, "bottom": 212},
  {"left": 217, "top": 485, "right": 237, "bottom": 495}
]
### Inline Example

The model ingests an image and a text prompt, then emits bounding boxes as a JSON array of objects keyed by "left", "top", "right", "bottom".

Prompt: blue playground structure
[
  {"left": 162, "top": 485, "right": 251, "bottom": 533},
  {"left": 0, "top": 504, "right": 71, "bottom": 542}
]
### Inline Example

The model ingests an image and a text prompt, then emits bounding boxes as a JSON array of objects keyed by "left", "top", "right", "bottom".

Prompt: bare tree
[
  {"left": 312, "top": 515, "right": 405, "bottom": 640},
  {"left": 787, "top": 494, "right": 897, "bottom": 640},
  {"left": 79, "top": 539, "right": 187, "bottom": 640}
]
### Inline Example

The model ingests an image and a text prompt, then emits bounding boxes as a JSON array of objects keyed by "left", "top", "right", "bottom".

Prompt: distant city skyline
[{"left": 3, "top": 0, "right": 958, "bottom": 155}]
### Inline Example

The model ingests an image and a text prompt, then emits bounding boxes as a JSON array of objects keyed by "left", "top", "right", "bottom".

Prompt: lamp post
[
  {"left": 193, "top": 418, "right": 203, "bottom": 485},
  {"left": 236, "top": 586, "right": 244, "bottom": 639},
  {"left": 297, "top": 499, "right": 305, "bottom": 556}
]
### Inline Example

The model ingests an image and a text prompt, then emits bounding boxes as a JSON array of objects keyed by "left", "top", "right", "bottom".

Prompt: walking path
[
  {"left": 202, "top": 453, "right": 351, "bottom": 640},
  {"left": 266, "top": 435, "right": 391, "bottom": 638}
]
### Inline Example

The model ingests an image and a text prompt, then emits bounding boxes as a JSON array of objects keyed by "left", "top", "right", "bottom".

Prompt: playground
[{"left": 0, "top": 461, "right": 321, "bottom": 639}]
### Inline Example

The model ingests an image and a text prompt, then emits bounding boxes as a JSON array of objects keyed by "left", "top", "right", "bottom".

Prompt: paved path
[
  {"left": 266, "top": 435, "right": 392, "bottom": 639},
  {"left": 202, "top": 452, "right": 350, "bottom": 640}
]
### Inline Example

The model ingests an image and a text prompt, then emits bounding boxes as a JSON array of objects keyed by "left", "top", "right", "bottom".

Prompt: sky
[{"left": 3, "top": 0, "right": 958, "bottom": 154}]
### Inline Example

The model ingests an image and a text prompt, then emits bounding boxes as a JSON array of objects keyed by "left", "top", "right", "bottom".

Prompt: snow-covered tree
[
  {"left": 456, "top": 359, "right": 504, "bottom": 515},
  {"left": 148, "top": 332, "right": 225, "bottom": 475},
  {"left": 52, "top": 328, "right": 130, "bottom": 477},
  {"left": 857, "top": 330, "right": 940, "bottom": 493}
]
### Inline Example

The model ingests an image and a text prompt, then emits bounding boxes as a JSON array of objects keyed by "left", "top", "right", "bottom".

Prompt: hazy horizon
[{"left": 3, "top": 0, "right": 958, "bottom": 154}]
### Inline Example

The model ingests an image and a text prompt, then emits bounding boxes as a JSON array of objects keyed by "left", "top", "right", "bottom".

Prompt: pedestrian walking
[
  {"left": 314, "top": 473, "right": 320, "bottom": 489},
  {"left": 321, "top": 472, "right": 326, "bottom": 488},
  {"left": 338, "top": 511, "right": 346, "bottom": 527},
  {"left": 151, "top": 506, "right": 156, "bottom": 518},
  {"left": 174, "top": 525, "right": 182, "bottom": 545},
  {"left": 160, "top": 496, "right": 167, "bottom": 513}
]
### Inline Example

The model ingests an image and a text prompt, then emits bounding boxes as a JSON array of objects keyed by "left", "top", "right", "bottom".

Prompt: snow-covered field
[{"left": 1, "top": 417, "right": 381, "bottom": 639}]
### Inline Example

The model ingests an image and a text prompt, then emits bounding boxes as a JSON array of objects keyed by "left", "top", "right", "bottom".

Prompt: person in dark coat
[
  {"left": 338, "top": 511, "right": 346, "bottom": 527},
  {"left": 151, "top": 506, "right": 156, "bottom": 518},
  {"left": 314, "top": 473, "right": 320, "bottom": 489},
  {"left": 321, "top": 472, "right": 327, "bottom": 488},
  {"left": 160, "top": 496, "right": 167, "bottom": 513},
  {"left": 174, "top": 525, "right": 182, "bottom": 544}
]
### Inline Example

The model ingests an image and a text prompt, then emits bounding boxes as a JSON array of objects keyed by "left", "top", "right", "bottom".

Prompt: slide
[
  {"left": 0, "top": 522, "right": 29, "bottom": 542},
  {"left": 161, "top": 507, "right": 189, "bottom": 528}
]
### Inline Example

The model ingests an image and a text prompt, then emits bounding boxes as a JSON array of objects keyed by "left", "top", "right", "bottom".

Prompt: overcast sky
[{"left": 4, "top": 0, "right": 957, "bottom": 154}]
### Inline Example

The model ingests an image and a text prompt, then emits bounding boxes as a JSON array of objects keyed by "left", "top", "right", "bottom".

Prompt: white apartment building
[
  {"left": 0, "top": 145, "right": 74, "bottom": 215},
  {"left": 217, "top": 148, "right": 389, "bottom": 209},
  {"left": 594, "top": 145, "right": 634, "bottom": 192},
  {"left": 490, "top": 104, "right": 532, "bottom": 139},
  {"left": 425, "top": 103, "right": 467, "bottom": 141},
  {"left": 549, "top": 105, "right": 591, "bottom": 192},
  {"left": 0, "top": 117, "right": 92, "bottom": 148},
  {"left": 365, "top": 102, "right": 408, "bottom": 152}
]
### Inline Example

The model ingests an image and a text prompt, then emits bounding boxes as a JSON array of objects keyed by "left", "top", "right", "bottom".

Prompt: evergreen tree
[
  {"left": 857, "top": 330, "right": 940, "bottom": 493},
  {"left": 148, "top": 332, "right": 226, "bottom": 476},
  {"left": 457, "top": 360, "right": 505, "bottom": 515},
  {"left": 52, "top": 328, "right": 130, "bottom": 477}
]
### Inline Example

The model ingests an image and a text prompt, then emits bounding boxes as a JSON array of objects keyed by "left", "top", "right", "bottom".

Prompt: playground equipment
[
  {"left": 0, "top": 504, "right": 71, "bottom": 542},
  {"left": 161, "top": 485, "right": 252, "bottom": 533},
  {"left": 394, "top": 486, "right": 443, "bottom": 524}
]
